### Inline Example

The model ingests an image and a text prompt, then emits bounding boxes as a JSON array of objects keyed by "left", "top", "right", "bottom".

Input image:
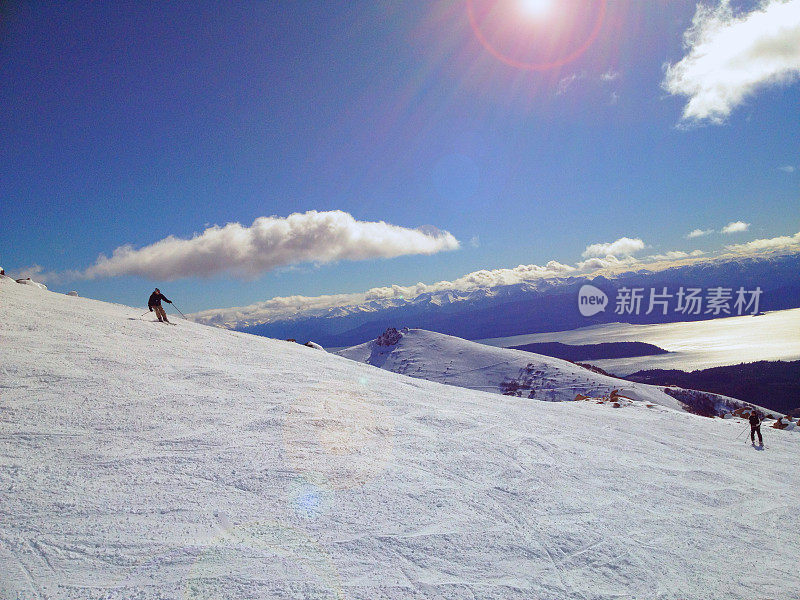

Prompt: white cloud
[
  {"left": 556, "top": 73, "right": 582, "bottom": 95},
  {"left": 12, "top": 264, "right": 48, "bottom": 282},
  {"left": 575, "top": 254, "right": 640, "bottom": 271},
  {"left": 601, "top": 70, "right": 620, "bottom": 82},
  {"left": 778, "top": 165, "right": 796, "bottom": 172},
  {"left": 725, "top": 230, "right": 800, "bottom": 253},
  {"left": 363, "top": 261, "right": 579, "bottom": 302},
  {"left": 581, "top": 237, "right": 645, "bottom": 258},
  {"left": 647, "top": 249, "right": 706, "bottom": 261},
  {"left": 663, "top": 0, "right": 800, "bottom": 124},
  {"left": 721, "top": 221, "right": 750, "bottom": 234},
  {"left": 78, "top": 211, "right": 460, "bottom": 281},
  {"left": 687, "top": 228, "right": 714, "bottom": 238},
  {"left": 191, "top": 291, "right": 369, "bottom": 327}
]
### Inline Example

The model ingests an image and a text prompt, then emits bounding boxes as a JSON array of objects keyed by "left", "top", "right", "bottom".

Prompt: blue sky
[{"left": 1, "top": 1, "right": 798, "bottom": 313}]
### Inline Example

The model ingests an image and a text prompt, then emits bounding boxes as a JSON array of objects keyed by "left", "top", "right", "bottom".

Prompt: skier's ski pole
[
  {"left": 140, "top": 311, "right": 150, "bottom": 318},
  {"left": 171, "top": 303, "right": 188, "bottom": 319},
  {"left": 735, "top": 424, "right": 749, "bottom": 440}
]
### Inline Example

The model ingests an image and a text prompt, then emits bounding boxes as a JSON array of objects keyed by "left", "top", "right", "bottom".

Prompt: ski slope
[{"left": 2, "top": 278, "right": 799, "bottom": 599}]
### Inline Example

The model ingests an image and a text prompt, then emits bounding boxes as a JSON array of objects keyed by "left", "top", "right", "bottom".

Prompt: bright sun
[
  {"left": 467, "top": 0, "right": 607, "bottom": 70},
  {"left": 518, "top": 0, "right": 553, "bottom": 18}
]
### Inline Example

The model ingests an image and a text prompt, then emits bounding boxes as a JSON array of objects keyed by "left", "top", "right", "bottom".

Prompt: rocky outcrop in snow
[
  {"left": 375, "top": 327, "right": 403, "bottom": 346},
  {"left": 14, "top": 277, "right": 47, "bottom": 290}
]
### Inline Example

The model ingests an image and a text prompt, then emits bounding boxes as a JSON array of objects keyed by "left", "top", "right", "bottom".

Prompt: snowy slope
[
  {"left": 2, "top": 279, "right": 799, "bottom": 599},
  {"left": 337, "top": 328, "right": 716, "bottom": 412}
]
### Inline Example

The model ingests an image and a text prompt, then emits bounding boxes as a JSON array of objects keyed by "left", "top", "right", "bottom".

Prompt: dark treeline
[
  {"left": 511, "top": 341, "right": 668, "bottom": 362},
  {"left": 625, "top": 360, "right": 800, "bottom": 415}
]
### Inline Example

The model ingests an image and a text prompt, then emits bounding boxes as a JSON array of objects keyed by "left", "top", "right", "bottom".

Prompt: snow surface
[
  {"left": 478, "top": 308, "right": 800, "bottom": 375},
  {"left": 2, "top": 279, "right": 799, "bottom": 599}
]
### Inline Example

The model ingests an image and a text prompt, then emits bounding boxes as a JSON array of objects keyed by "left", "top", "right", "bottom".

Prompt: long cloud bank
[
  {"left": 663, "top": 0, "right": 800, "bottom": 124},
  {"left": 725, "top": 230, "right": 800, "bottom": 253},
  {"left": 79, "top": 211, "right": 459, "bottom": 280},
  {"left": 191, "top": 260, "right": 581, "bottom": 327},
  {"left": 192, "top": 230, "right": 800, "bottom": 327}
]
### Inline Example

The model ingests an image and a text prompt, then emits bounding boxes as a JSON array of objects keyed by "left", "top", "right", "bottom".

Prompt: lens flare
[
  {"left": 519, "top": 0, "right": 552, "bottom": 18},
  {"left": 467, "top": 0, "right": 608, "bottom": 71},
  {"left": 283, "top": 383, "right": 394, "bottom": 490}
]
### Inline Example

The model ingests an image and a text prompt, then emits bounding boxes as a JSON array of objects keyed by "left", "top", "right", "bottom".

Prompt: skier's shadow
[{"left": 751, "top": 444, "right": 765, "bottom": 451}]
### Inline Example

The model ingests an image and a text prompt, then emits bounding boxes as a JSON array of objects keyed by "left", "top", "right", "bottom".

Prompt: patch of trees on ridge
[
  {"left": 625, "top": 360, "right": 800, "bottom": 415},
  {"left": 511, "top": 341, "right": 668, "bottom": 362}
]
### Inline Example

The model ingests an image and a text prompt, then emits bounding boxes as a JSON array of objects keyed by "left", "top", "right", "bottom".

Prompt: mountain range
[{"left": 232, "top": 253, "right": 800, "bottom": 347}]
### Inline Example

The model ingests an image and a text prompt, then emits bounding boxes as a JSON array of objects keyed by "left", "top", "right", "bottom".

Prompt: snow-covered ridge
[
  {"left": 2, "top": 278, "right": 799, "bottom": 599},
  {"left": 336, "top": 328, "right": 760, "bottom": 416},
  {"left": 190, "top": 252, "right": 800, "bottom": 333},
  {"left": 190, "top": 282, "right": 543, "bottom": 329}
]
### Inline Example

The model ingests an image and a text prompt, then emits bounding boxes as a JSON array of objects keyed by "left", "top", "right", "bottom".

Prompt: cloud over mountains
[
  {"left": 725, "top": 231, "right": 800, "bottom": 253},
  {"left": 721, "top": 221, "right": 750, "bottom": 234},
  {"left": 192, "top": 230, "right": 800, "bottom": 327},
  {"left": 80, "top": 211, "right": 459, "bottom": 281},
  {"left": 581, "top": 237, "right": 645, "bottom": 258}
]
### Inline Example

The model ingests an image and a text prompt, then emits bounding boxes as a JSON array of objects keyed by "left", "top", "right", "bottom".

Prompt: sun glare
[
  {"left": 518, "top": 0, "right": 552, "bottom": 18},
  {"left": 467, "top": 0, "right": 608, "bottom": 71}
]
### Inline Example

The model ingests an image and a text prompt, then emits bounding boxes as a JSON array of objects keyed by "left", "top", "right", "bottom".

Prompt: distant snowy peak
[{"left": 337, "top": 328, "right": 772, "bottom": 417}]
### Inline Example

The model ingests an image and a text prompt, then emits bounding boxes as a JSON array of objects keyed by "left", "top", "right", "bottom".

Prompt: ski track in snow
[{"left": 1, "top": 277, "right": 799, "bottom": 599}]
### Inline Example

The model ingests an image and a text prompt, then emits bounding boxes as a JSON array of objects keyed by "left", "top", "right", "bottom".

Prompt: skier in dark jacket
[
  {"left": 148, "top": 288, "right": 172, "bottom": 323},
  {"left": 749, "top": 411, "right": 763, "bottom": 446}
]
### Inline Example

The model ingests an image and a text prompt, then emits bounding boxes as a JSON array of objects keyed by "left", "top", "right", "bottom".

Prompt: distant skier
[
  {"left": 148, "top": 288, "right": 172, "bottom": 323},
  {"left": 749, "top": 411, "right": 763, "bottom": 446}
]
